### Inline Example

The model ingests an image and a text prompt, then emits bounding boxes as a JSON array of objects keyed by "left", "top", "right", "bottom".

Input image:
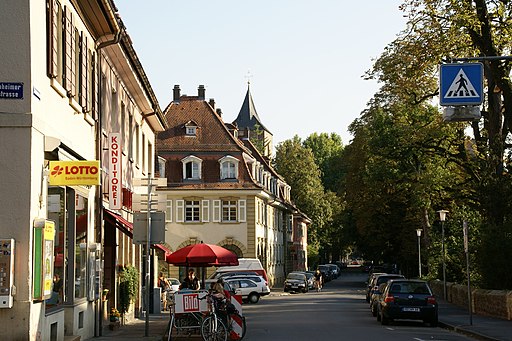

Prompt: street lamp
[
  {"left": 416, "top": 229, "right": 422, "bottom": 278},
  {"left": 437, "top": 210, "right": 449, "bottom": 301}
]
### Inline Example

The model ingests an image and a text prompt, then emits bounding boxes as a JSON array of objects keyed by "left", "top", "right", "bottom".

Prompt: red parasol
[{"left": 165, "top": 242, "right": 239, "bottom": 267}]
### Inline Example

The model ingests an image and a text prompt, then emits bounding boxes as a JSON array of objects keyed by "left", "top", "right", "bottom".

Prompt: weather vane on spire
[{"left": 245, "top": 70, "right": 253, "bottom": 87}]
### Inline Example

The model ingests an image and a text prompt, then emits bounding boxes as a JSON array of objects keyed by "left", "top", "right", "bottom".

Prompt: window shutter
[
  {"left": 165, "top": 200, "right": 172, "bottom": 223},
  {"left": 176, "top": 200, "right": 184, "bottom": 223},
  {"left": 213, "top": 200, "right": 221, "bottom": 222},
  {"left": 91, "top": 52, "right": 98, "bottom": 119},
  {"left": 201, "top": 200, "right": 210, "bottom": 222},
  {"left": 80, "top": 33, "right": 88, "bottom": 110},
  {"left": 192, "top": 162, "right": 199, "bottom": 179},
  {"left": 47, "top": 0, "right": 59, "bottom": 78},
  {"left": 238, "top": 199, "right": 246, "bottom": 222},
  {"left": 63, "top": 6, "right": 75, "bottom": 96}
]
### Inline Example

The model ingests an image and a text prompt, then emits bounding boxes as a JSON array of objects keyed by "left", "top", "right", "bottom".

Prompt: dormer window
[
  {"left": 186, "top": 126, "right": 196, "bottom": 135},
  {"left": 184, "top": 121, "right": 198, "bottom": 136},
  {"left": 182, "top": 155, "right": 202, "bottom": 180},
  {"left": 219, "top": 155, "right": 239, "bottom": 180}
]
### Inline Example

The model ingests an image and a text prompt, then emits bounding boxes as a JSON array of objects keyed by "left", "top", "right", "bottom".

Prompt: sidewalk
[
  {"left": 437, "top": 299, "right": 512, "bottom": 341},
  {"left": 92, "top": 312, "right": 171, "bottom": 341}
]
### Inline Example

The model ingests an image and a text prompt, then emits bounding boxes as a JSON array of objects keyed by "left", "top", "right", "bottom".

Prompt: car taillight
[
  {"left": 427, "top": 296, "right": 436, "bottom": 304},
  {"left": 384, "top": 295, "right": 394, "bottom": 303}
]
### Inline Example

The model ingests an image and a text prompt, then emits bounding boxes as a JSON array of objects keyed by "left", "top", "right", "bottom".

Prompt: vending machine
[{"left": 0, "top": 238, "right": 15, "bottom": 308}]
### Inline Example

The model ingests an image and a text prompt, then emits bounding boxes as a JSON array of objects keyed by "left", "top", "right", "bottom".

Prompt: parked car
[
  {"left": 376, "top": 279, "right": 438, "bottom": 326},
  {"left": 367, "top": 274, "right": 405, "bottom": 303},
  {"left": 317, "top": 265, "right": 332, "bottom": 282},
  {"left": 166, "top": 278, "right": 181, "bottom": 292},
  {"left": 326, "top": 264, "right": 340, "bottom": 278},
  {"left": 370, "top": 282, "right": 388, "bottom": 316},
  {"left": 225, "top": 278, "right": 270, "bottom": 304},
  {"left": 284, "top": 272, "right": 309, "bottom": 293},
  {"left": 365, "top": 272, "right": 387, "bottom": 302},
  {"left": 222, "top": 274, "right": 268, "bottom": 288},
  {"left": 213, "top": 258, "right": 268, "bottom": 282},
  {"left": 209, "top": 270, "right": 260, "bottom": 280},
  {"left": 302, "top": 271, "right": 315, "bottom": 289}
]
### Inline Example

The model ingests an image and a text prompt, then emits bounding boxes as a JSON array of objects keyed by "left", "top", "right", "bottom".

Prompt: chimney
[
  {"left": 198, "top": 85, "right": 205, "bottom": 100},
  {"left": 173, "top": 85, "right": 180, "bottom": 101},
  {"left": 216, "top": 108, "right": 222, "bottom": 117},
  {"left": 209, "top": 98, "right": 215, "bottom": 109}
]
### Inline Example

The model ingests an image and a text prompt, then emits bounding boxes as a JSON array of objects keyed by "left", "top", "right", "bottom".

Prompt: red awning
[
  {"left": 104, "top": 209, "right": 133, "bottom": 237},
  {"left": 153, "top": 243, "right": 172, "bottom": 256}
]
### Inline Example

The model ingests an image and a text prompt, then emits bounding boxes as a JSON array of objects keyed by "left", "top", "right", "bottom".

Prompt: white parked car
[
  {"left": 225, "top": 278, "right": 270, "bottom": 304},
  {"left": 166, "top": 278, "right": 181, "bottom": 292}
]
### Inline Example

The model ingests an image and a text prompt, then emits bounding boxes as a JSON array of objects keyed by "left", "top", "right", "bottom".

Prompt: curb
[{"left": 438, "top": 321, "right": 503, "bottom": 341}]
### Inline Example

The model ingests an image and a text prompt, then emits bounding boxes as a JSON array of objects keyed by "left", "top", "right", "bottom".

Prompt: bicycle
[{"left": 200, "top": 292, "right": 228, "bottom": 341}]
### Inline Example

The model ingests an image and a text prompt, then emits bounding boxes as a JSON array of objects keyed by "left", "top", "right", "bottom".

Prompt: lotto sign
[
  {"left": 173, "top": 291, "right": 208, "bottom": 313},
  {"left": 440, "top": 63, "right": 483, "bottom": 106},
  {"left": 109, "top": 133, "right": 122, "bottom": 209},
  {"left": 48, "top": 161, "right": 100, "bottom": 186}
]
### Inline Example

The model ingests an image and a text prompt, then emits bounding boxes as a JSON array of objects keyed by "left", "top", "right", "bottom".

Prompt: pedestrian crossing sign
[{"left": 440, "top": 63, "right": 483, "bottom": 106}]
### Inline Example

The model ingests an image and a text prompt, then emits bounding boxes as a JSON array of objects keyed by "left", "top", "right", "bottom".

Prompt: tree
[
  {"left": 274, "top": 136, "right": 332, "bottom": 251},
  {"left": 303, "top": 132, "right": 344, "bottom": 193}
]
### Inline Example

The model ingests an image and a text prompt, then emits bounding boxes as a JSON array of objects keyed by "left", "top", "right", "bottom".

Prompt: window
[
  {"left": 45, "top": 186, "right": 88, "bottom": 309},
  {"left": 186, "top": 126, "right": 197, "bottom": 136},
  {"left": 222, "top": 200, "right": 237, "bottom": 222},
  {"left": 182, "top": 156, "right": 202, "bottom": 180},
  {"left": 219, "top": 156, "right": 239, "bottom": 180},
  {"left": 185, "top": 200, "right": 200, "bottom": 222},
  {"left": 47, "top": 0, "right": 63, "bottom": 82},
  {"left": 213, "top": 199, "right": 246, "bottom": 223},
  {"left": 128, "top": 112, "right": 133, "bottom": 160},
  {"left": 74, "top": 193, "right": 87, "bottom": 299},
  {"left": 135, "top": 124, "right": 140, "bottom": 165}
]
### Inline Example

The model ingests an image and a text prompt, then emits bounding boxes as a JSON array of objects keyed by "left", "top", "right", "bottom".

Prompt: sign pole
[
  {"left": 144, "top": 173, "right": 152, "bottom": 336},
  {"left": 463, "top": 221, "right": 473, "bottom": 326}
]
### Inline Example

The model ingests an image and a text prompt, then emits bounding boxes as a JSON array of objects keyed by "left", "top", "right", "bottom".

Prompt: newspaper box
[{"left": 173, "top": 290, "right": 208, "bottom": 314}]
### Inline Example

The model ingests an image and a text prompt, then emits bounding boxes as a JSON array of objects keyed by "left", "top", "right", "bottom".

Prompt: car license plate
[{"left": 402, "top": 307, "right": 420, "bottom": 312}]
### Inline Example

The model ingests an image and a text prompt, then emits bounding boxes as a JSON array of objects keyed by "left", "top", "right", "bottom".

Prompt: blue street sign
[
  {"left": 440, "top": 63, "right": 483, "bottom": 106},
  {"left": 0, "top": 82, "right": 24, "bottom": 99}
]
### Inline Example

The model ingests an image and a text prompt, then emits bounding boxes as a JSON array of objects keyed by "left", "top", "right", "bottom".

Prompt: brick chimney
[
  {"left": 198, "top": 85, "right": 205, "bottom": 100},
  {"left": 173, "top": 85, "right": 180, "bottom": 101},
  {"left": 209, "top": 98, "right": 215, "bottom": 109}
]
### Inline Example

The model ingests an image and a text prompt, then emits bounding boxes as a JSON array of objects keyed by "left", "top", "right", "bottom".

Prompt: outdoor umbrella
[{"left": 165, "top": 242, "right": 239, "bottom": 288}]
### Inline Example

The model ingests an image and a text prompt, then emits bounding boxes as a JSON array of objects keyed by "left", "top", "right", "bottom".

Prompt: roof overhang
[{"left": 71, "top": 0, "right": 120, "bottom": 41}]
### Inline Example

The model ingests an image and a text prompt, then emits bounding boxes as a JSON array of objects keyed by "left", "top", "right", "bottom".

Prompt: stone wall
[{"left": 429, "top": 280, "right": 512, "bottom": 320}]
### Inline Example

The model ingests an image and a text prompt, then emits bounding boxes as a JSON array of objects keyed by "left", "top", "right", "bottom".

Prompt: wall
[{"left": 429, "top": 280, "right": 512, "bottom": 320}]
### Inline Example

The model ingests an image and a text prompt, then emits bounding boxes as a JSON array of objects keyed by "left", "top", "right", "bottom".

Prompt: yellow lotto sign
[{"left": 49, "top": 161, "right": 100, "bottom": 186}]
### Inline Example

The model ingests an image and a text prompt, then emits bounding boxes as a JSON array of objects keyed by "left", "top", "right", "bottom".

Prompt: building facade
[
  {"left": 156, "top": 86, "right": 307, "bottom": 286},
  {"left": 0, "top": 1, "right": 165, "bottom": 339}
]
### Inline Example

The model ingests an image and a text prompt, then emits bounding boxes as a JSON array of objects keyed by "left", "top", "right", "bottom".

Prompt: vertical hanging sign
[{"left": 109, "top": 133, "right": 122, "bottom": 209}]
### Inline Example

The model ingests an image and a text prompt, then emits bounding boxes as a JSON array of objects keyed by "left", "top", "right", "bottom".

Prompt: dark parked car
[
  {"left": 317, "top": 265, "right": 332, "bottom": 282},
  {"left": 284, "top": 272, "right": 309, "bottom": 293},
  {"left": 367, "top": 274, "right": 405, "bottom": 303},
  {"left": 376, "top": 279, "right": 438, "bottom": 326}
]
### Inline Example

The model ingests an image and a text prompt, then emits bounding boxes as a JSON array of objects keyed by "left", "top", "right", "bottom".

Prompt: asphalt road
[{"left": 241, "top": 272, "right": 476, "bottom": 341}]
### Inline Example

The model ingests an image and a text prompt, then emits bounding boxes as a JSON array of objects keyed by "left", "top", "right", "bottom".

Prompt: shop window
[{"left": 74, "top": 193, "right": 88, "bottom": 299}]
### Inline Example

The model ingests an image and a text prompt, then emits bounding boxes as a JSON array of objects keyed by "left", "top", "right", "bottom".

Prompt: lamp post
[
  {"left": 437, "top": 210, "right": 449, "bottom": 301},
  {"left": 416, "top": 229, "right": 422, "bottom": 278}
]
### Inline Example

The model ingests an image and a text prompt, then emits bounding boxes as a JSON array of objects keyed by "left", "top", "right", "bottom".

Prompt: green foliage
[{"left": 118, "top": 265, "right": 139, "bottom": 315}]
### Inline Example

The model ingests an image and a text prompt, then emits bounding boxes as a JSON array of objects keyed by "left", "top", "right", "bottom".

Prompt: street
[{"left": 241, "top": 272, "right": 475, "bottom": 341}]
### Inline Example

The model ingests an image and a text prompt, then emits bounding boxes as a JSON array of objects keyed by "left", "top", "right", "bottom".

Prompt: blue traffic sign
[{"left": 440, "top": 63, "right": 483, "bottom": 106}]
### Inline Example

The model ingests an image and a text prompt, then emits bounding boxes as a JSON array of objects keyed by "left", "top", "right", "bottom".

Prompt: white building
[{"left": 0, "top": 1, "right": 165, "bottom": 339}]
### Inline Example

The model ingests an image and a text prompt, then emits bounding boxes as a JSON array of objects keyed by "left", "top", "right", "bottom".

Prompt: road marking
[{"left": 386, "top": 327, "right": 394, "bottom": 331}]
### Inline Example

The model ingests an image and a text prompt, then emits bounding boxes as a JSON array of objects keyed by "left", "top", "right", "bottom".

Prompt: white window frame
[
  {"left": 219, "top": 155, "right": 239, "bottom": 180},
  {"left": 185, "top": 200, "right": 200, "bottom": 222},
  {"left": 222, "top": 200, "right": 238, "bottom": 222},
  {"left": 181, "top": 155, "right": 202, "bottom": 180},
  {"left": 186, "top": 126, "right": 197, "bottom": 136}
]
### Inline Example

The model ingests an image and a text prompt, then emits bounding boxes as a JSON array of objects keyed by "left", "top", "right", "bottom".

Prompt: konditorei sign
[
  {"left": 49, "top": 160, "right": 100, "bottom": 186},
  {"left": 109, "top": 133, "right": 122, "bottom": 209}
]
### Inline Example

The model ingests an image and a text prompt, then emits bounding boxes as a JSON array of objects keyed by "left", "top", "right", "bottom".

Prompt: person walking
[
  {"left": 314, "top": 269, "right": 323, "bottom": 292},
  {"left": 158, "top": 272, "right": 170, "bottom": 311}
]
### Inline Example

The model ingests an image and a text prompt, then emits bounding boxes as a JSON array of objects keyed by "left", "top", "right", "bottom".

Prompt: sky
[{"left": 115, "top": 1, "right": 408, "bottom": 147}]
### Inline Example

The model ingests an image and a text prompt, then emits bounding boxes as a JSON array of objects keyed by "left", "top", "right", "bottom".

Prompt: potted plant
[{"left": 109, "top": 307, "right": 121, "bottom": 330}]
